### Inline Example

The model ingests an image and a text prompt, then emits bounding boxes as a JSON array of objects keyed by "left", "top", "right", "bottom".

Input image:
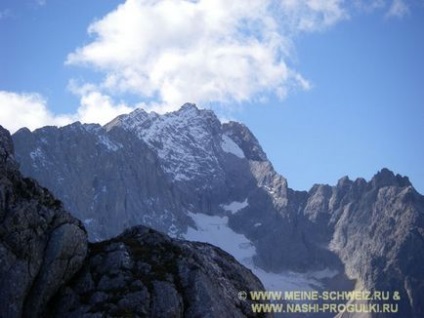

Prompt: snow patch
[
  {"left": 221, "top": 199, "right": 248, "bottom": 214},
  {"left": 183, "top": 212, "right": 339, "bottom": 293},
  {"left": 173, "top": 172, "right": 191, "bottom": 182},
  {"left": 83, "top": 124, "right": 100, "bottom": 132},
  {"left": 30, "top": 147, "right": 48, "bottom": 167},
  {"left": 254, "top": 268, "right": 338, "bottom": 292},
  {"left": 221, "top": 135, "right": 245, "bottom": 158},
  {"left": 116, "top": 107, "right": 221, "bottom": 182},
  {"left": 84, "top": 218, "right": 94, "bottom": 225},
  {"left": 184, "top": 213, "right": 255, "bottom": 264},
  {"left": 30, "top": 147, "right": 44, "bottom": 160},
  {"left": 98, "top": 135, "right": 122, "bottom": 152}
]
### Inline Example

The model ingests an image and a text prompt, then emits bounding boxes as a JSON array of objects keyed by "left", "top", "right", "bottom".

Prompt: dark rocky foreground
[
  {"left": 46, "top": 227, "right": 265, "bottom": 317},
  {"left": 0, "top": 125, "right": 88, "bottom": 317},
  {"left": 0, "top": 125, "right": 268, "bottom": 317}
]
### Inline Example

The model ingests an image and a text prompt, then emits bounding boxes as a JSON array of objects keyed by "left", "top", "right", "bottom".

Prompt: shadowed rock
[
  {"left": 1, "top": 125, "right": 269, "bottom": 318},
  {"left": 47, "top": 226, "right": 268, "bottom": 317},
  {"left": 0, "top": 125, "right": 88, "bottom": 318}
]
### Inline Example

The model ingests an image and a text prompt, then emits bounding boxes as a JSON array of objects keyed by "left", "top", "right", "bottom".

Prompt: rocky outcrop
[
  {"left": 267, "top": 169, "right": 424, "bottom": 317},
  {"left": 47, "top": 226, "right": 267, "bottom": 318},
  {"left": 0, "top": 125, "right": 88, "bottom": 318},
  {"left": 1, "top": 125, "right": 268, "bottom": 317},
  {"left": 327, "top": 171, "right": 424, "bottom": 318}
]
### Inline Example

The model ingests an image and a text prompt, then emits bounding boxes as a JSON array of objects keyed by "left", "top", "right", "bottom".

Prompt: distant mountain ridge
[{"left": 12, "top": 103, "right": 424, "bottom": 317}]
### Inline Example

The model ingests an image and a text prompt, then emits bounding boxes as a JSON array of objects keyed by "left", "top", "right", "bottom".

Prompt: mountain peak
[
  {"left": 0, "top": 125, "right": 14, "bottom": 159},
  {"left": 371, "top": 168, "right": 411, "bottom": 189},
  {"left": 180, "top": 102, "right": 198, "bottom": 111},
  {"left": 174, "top": 103, "right": 219, "bottom": 124},
  {"left": 0, "top": 125, "right": 19, "bottom": 173},
  {"left": 102, "top": 104, "right": 228, "bottom": 182}
]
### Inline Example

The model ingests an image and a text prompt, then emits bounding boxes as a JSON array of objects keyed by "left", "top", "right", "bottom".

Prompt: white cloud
[
  {"left": 352, "top": 0, "right": 386, "bottom": 12},
  {"left": 352, "top": 0, "right": 411, "bottom": 18},
  {"left": 0, "top": 89, "right": 137, "bottom": 133},
  {"left": 66, "top": 0, "right": 348, "bottom": 111},
  {"left": 2, "top": 0, "right": 413, "bottom": 133},
  {"left": 0, "top": 91, "right": 72, "bottom": 133},
  {"left": 386, "top": 0, "right": 410, "bottom": 18},
  {"left": 68, "top": 81, "right": 137, "bottom": 124},
  {"left": 279, "top": 0, "right": 348, "bottom": 32}
]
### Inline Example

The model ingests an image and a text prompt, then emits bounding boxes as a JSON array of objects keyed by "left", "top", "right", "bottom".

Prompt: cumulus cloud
[
  {"left": 68, "top": 81, "right": 137, "bottom": 124},
  {"left": 65, "top": 0, "right": 350, "bottom": 111},
  {"left": 279, "top": 0, "right": 348, "bottom": 32},
  {"left": 0, "top": 89, "right": 137, "bottom": 133},
  {"left": 0, "top": 91, "right": 72, "bottom": 133}
]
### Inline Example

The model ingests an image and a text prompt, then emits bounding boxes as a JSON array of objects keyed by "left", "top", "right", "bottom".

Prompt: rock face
[
  {"left": 11, "top": 104, "right": 424, "bottom": 317},
  {"left": 12, "top": 121, "right": 185, "bottom": 240},
  {"left": 0, "top": 125, "right": 88, "bottom": 318},
  {"left": 277, "top": 169, "right": 424, "bottom": 318},
  {"left": 1, "top": 125, "right": 267, "bottom": 318},
  {"left": 47, "top": 226, "right": 266, "bottom": 318}
]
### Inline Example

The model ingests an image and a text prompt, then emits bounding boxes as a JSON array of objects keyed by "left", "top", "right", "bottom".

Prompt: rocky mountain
[
  {"left": 11, "top": 104, "right": 424, "bottom": 317},
  {"left": 0, "top": 125, "right": 268, "bottom": 317},
  {"left": 302, "top": 170, "right": 424, "bottom": 317},
  {"left": 0, "top": 126, "right": 87, "bottom": 317}
]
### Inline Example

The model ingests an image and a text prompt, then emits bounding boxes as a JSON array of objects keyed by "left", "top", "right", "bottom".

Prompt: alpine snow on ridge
[{"left": 13, "top": 103, "right": 424, "bottom": 317}]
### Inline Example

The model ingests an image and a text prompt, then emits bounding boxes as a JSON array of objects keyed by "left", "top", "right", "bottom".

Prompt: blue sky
[{"left": 1, "top": 0, "right": 423, "bottom": 193}]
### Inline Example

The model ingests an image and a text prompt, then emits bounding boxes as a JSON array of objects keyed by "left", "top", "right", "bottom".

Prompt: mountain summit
[{"left": 12, "top": 104, "right": 424, "bottom": 317}]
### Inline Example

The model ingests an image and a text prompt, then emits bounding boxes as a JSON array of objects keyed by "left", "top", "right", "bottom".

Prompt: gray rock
[
  {"left": 11, "top": 105, "right": 424, "bottom": 317},
  {"left": 47, "top": 226, "right": 269, "bottom": 318},
  {"left": 1, "top": 125, "right": 271, "bottom": 317},
  {"left": 151, "top": 281, "right": 183, "bottom": 318},
  {"left": 0, "top": 125, "right": 88, "bottom": 318},
  {"left": 327, "top": 174, "right": 424, "bottom": 317}
]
